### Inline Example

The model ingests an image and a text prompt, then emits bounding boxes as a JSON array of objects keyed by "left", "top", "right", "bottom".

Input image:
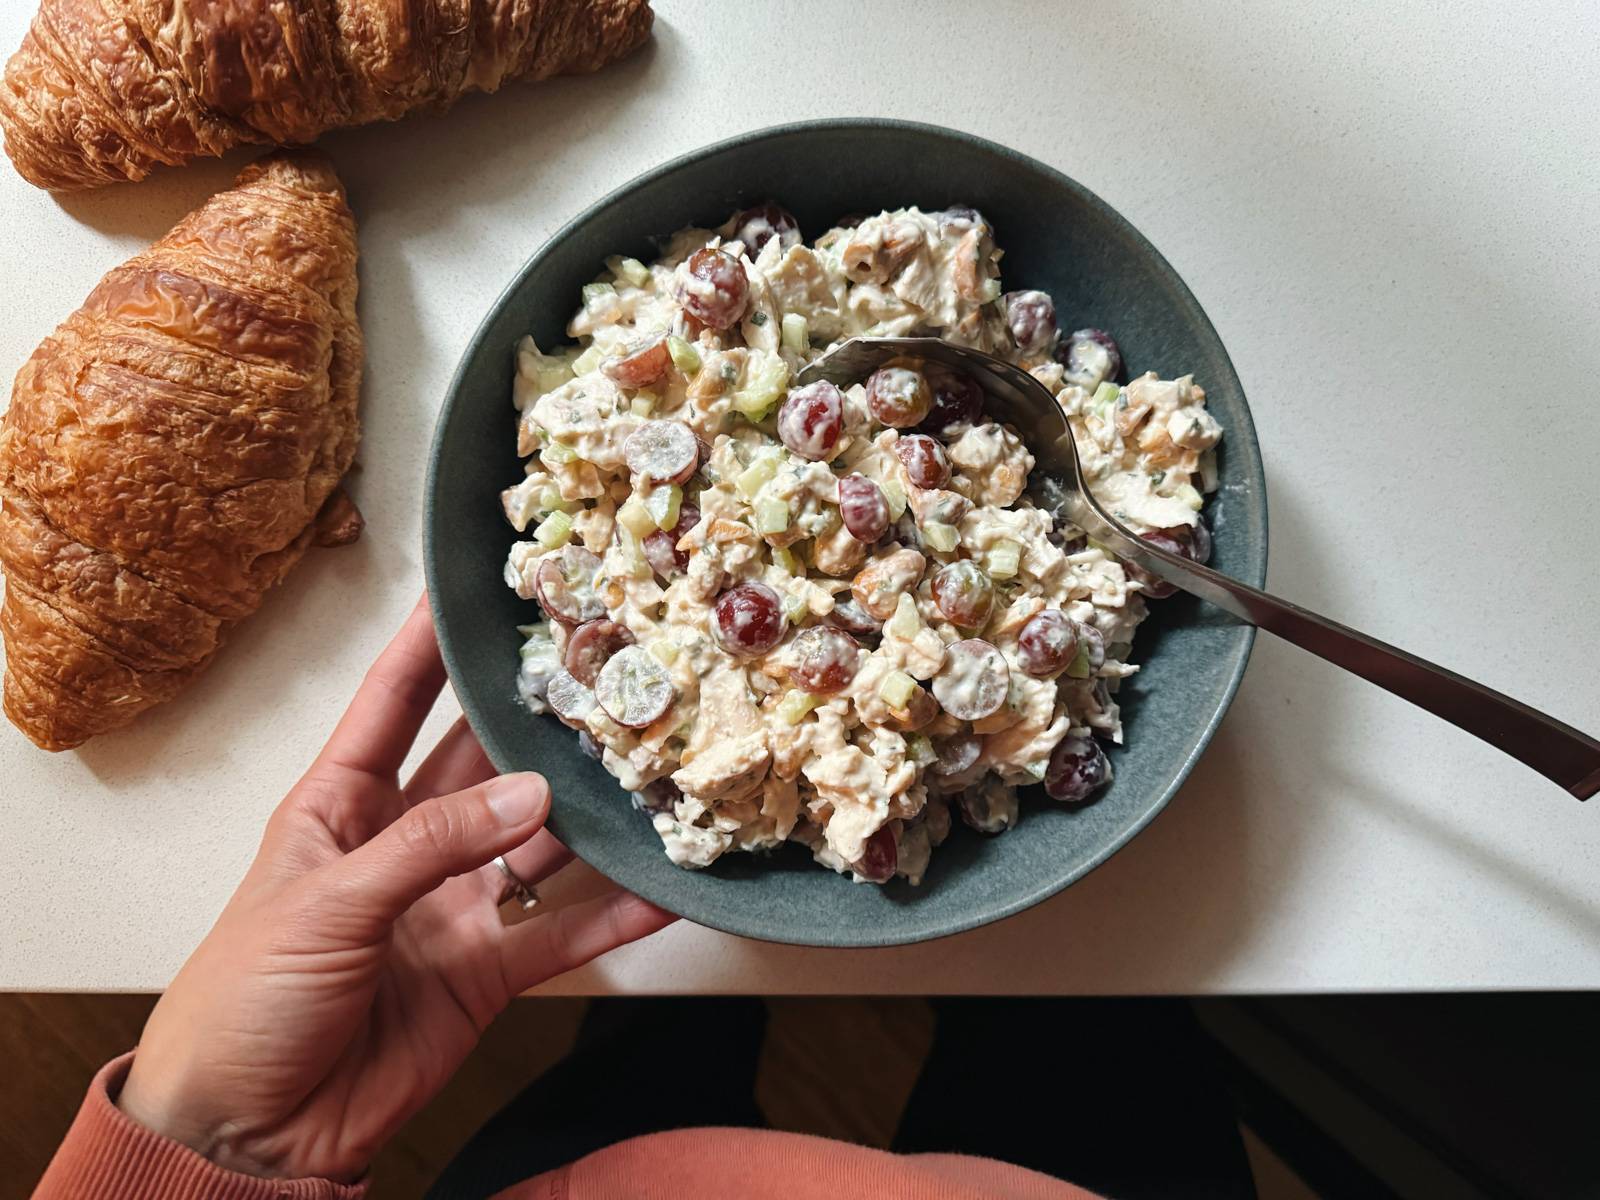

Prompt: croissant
[
  {"left": 0, "top": 0, "right": 653, "bottom": 191},
  {"left": 0, "top": 151, "right": 362, "bottom": 751}
]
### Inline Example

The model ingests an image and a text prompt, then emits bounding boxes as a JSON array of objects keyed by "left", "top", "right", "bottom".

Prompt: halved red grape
[
  {"left": 789, "top": 626, "right": 859, "bottom": 694},
  {"left": 882, "top": 683, "right": 938, "bottom": 733},
  {"left": 633, "top": 776, "right": 681, "bottom": 814},
  {"left": 932, "top": 638, "right": 1009, "bottom": 721},
  {"left": 1076, "top": 622, "right": 1106, "bottom": 676},
  {"left": 624, "top": 419, "right": 699, "bottom": 484},
  {"left": 838, "top": 473, "right": 890, "bottom": 542},
  {"left": 564, "top": 619, "right": 637, "bottom": 686},
  {"left": 895, "top": 434, "right": 951, "bottom": 489},
  {"left": 919, "top": 364, "right": 984, "bottom": 435},
  {"left": 1057, "top": 327, "right": 1123, "bottom": 384},
  {"left": 578, "top": 730, "right": 604, "bottom": 760},
  {"left": 1002, "top": 290, "right": 1058, "bottom": 357},
  {"left": 956, "top": 783, "right": 1018, "bottom": 834},
  {"left": 825, "top": 596, "right": 883, "bottom": 637},
  {"left": 602, "top": 332, "right": 670, "bottom": 389},
  {"left": 1016, "top": 609, "right": 1080, "bottom": 678},
  {"left": 851, "top": 548, "right": 927, "bottom": 620},
  {"left": 547, "top": 669, "right": 597, "bottom": 729},
  {"left": 643, "top": 503, "right": 699, "bottom": 580},
  {"left": 731, "top": 204, "right": 800, "bottom": 254},
  {"left": 712, "top": 582, "right": 787, "bottom": 656},
  {"left": 930, "top": 561, "right": 994, "bottom": 628},
  {"left": 865, "top": 365, "right": 933, "bottom": 428},
  {"left": 777, "top": 381, "right": 843, "bottom": 461},
  {"left": 1125, "top": 532, "right": 1192, "bottom": 599},
  {"left": 854, "top": 826, "right": 898, "bottom": 883},
  {"left": 594, "top": 645, "right": 675, "bottom": 729},
  {"left": 931, "top": 733, "right": 981, "bottom": 779},
  {"left": 1157, "top": 520, "right": 1212, "bottom": 565},
  {"left": 678, "top": 247, "right": 749, "bottom": 330},
  {"left": 535, "top": 546, "right": 605, "bottom": 623},
  {"left": 1045, "top": 734, "right": 1112, "bottom": 803},
  {"left": 939, "top": 206, "right": 985, "bottom": 230}
]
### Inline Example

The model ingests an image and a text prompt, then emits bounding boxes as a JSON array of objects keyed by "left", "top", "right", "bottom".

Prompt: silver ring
[{"left": 492, "top": 855, "right": 541, "bottom": 913}]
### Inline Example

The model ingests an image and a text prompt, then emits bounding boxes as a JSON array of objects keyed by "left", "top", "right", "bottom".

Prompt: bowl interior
[{"left": 425, "top": 120, "right": 1266, "bottom": 947}]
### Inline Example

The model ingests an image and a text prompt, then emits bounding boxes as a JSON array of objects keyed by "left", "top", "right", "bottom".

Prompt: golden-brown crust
[
  {"left": 0, "top": 150, "right": 362, "bottom": 750},
  {"left": 0, "top": 0, "right": 654, "bottom": 191}
]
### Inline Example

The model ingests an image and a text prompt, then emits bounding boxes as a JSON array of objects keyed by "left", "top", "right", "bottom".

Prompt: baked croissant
[
  {"left": 0, "top": 151, "right": 362, "bottom": 751},
  {"left": 0, "top": 0, "right": 653, "bottom": 191}
]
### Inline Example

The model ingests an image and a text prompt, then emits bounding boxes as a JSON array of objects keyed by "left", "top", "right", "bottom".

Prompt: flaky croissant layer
[
  {"left": 0, "top": 152, "right": 362, "bottom": 750},
  {"left": 0, "top": 0, "right": 654, "bottom": 191}
]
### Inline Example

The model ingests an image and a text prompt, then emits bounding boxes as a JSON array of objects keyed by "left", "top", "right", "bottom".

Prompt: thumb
[{"left": 332, "top": 772, "right": 550, "bottom": 924}]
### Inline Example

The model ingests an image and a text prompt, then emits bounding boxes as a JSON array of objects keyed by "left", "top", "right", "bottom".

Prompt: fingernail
[{"left": 486, "top": 774, "right": 546, "bottom": 826}]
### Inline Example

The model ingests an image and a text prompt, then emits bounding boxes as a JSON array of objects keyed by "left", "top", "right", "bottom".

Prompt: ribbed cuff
[{"left": 33, "top": 1053, "right": 367, "bottom": 1199}]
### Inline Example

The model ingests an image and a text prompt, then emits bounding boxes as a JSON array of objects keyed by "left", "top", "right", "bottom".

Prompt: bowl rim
[{"left": 424, "top": 117, "right": 1267, "bottom": 946}]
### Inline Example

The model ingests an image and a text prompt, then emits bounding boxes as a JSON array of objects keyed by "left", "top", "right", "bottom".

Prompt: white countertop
[{"left": 2, "top": 1, "right": 1597, "bottom": 994}]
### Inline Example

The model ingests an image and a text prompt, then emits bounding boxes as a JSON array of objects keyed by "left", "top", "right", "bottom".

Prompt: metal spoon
[{"left": 798, "top": 336, "right": 1600, "bottom": 800}]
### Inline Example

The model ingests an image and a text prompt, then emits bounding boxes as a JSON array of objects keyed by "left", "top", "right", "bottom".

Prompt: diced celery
[
  {"left": 617, "top": 497, "right": 656, "bottom": 538},
  {"left": 1084, "top": 537, "right": 1113, "bottom": 554},
  {"left": 777, "top": 690, "right": 821, "bottom": 725},
  {"left": 541, "top": 440, "right": 577, "bottom": 466},
  {"left": 904, "top": 732, "right": 936, "bottom": 766},
  {"left": 736, "top": 451, "right": 781, "bottom": 499},
  {"left": 645, "top": 484, "right": 682, "bottom": 531},
  {"left": 533, "top": 510, "right": 573, "bottom": 549},
  {"left": 986, "top": 539, "right": 1022, "bottom": 579},
  {"left": 538, "top": 485, "right": 578, "bottom": 515},
  {"left": 754, "top": 498, "right": 790, "bottom": 536},
  {"left": 581, "top": 281, "right": 615, "bottom": 306},
  {"left": 772, "top": 546, "right": 802, "bottom": 575},
  {"left": 922, "top": 522, "right": 959, "bottom": 553},
  {"left": 887, "top": 593, "right": 921, "bottom": 639},
  {"left": 780, "top": 591, "right": 809, "bottom": 624},
  {"left": 881, "top": 480, "right": 908, "bottom": 520},
  {"left": 610, "top": 256, "right": 650, "bottom": 288},
  {"left": 571, "top": 345, "right": 604, "bottom": 376},
  {"left": 666, "top": 335, "right": 702, "bottom": 376},
  {"left": 977, "top": 277, "right": 1002, "bottom": 304},
  {"left": 631, "top": 389, "right": 659, "bottom": 417},
  {"left": 1023, "top": 759, "right": 1050, "bottom": 783},
  {"left": 1175, "top": 482, "right": 1204, "bottom": 511},
  {"left": 781, "top": 312, "right": 809, "bottom": 354},
  {"left": 879, "top": 670, "right": 917, "bottom": 711},
  {"left": 649, "top": 639, "right": 679, "bottom": 666},
  {"left": 731, "top": 351, "right": 790, "bottom": 416},
  {"left": 1066, "top": 638, "right": 1093, "bottom": 679},
  {"left": 1090, "top": 382, "right": 1120, "bottom": 423}
]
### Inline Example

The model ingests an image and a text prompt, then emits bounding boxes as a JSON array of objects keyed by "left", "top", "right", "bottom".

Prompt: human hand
[{"left": 117, "top": 596, "right": 675, "bottom": 1182}]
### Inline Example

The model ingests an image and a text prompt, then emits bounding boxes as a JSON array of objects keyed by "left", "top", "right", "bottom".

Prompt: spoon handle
[{"left": 1085, "top": 518, "right": 1600, "bottom": 800}]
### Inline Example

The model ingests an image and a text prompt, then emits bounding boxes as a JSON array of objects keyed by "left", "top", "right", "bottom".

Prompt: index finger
[{"left": 318, "top": 593, "right": 447, "bottom": 779}]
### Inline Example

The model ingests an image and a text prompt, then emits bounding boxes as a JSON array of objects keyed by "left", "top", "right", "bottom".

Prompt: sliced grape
[
  {"left": 1045, "top": 734, "right": 1112, "bottom": 803},
  {"left": 838, "top": 474, "right": 891, "bottom": 542},
  {"left": 1125, "top": 531, "right": 1195, "bottom": 599},
  {"left": 850, "top": 548, "right": 927, "bottom": 620},
  {"left": 939, "top": 205, "right": 986, "bottom": 230},
  {"left": 632, "top": 776, "right": 682, "bottom": 814},
  {"left": 712, "top": 582, "right": 787, "bottom": 656},
  {"left": 956, "top": 781, "right": 1019, "bottom": 834},
  {"left": 1016, "top": 609, "right": 1080, "bottom": 678},
  {"left": 825, "top": 596, "right": 883, "bottom": 637},
  {"left": 866, "top": 364, "right": 933, "bottom": 428},
  {"left": 731, "top": 203, "right": 800, "bottom": 254},
  {"left": 601, "top": 332, "right": 670, "bottom": 389},
  {"left": 930, "top": 561, "right": 994, "bottom": 628},
  {"left": 643, "top": 503, "right": 699, "bottom": 580},
  {"left": 777, "top": 381, "right": 844, "bottom": 461},
  {"left": 578, "top": 730, "right": 604, "bottom": 760},
  {"left": 624, "top": 419, "right": 699, "bottom": 485},
  {"left": 1073, "top": 622, "right": 1106, "bottom": 678},
  {"left": 919, "top": 364, "right": 984, "bottom": 435},
  {"left": 564, "top": 619, "right": 637, "bottom": 687},
  {"left": 594, "top": 645, "right": 675, "bottom": 729},
  {"left": 534, "top": 545, "right": 605, "bottom": 624},
  {"left": 547, "top": 669, "right": 597, "bottom": 729},
  {"left": 882, "top": 683, "right": 938, "bottom": 733},
  {"left": 931, "top": 638, "right": 1009, "bottom": 721},
  {"left": 1057, "top": 327, "right": 1123, "bottom": 385},
  {"left": 678, "top": 247, "right": 749, "bottom": 330},
  {"left": 854, "top": 826, "right": 898, "bottom": 883},
  {"left": 931, "top": 733, "right": 982, "bottom": 778},
  {"left": 789, "top": 626, "right": 859, "bottom": 694},
  {"left": 1002, "top": 290, "right": 1058, "bottom": 357},
  {"left": 895, "top": 434, "right": 951, "bottom": 489}
]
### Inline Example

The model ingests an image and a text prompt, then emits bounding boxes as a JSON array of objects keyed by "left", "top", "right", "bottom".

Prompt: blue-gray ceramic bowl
[{"left": 424, "top": 119, "right": 1266, "bottom": 947}]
